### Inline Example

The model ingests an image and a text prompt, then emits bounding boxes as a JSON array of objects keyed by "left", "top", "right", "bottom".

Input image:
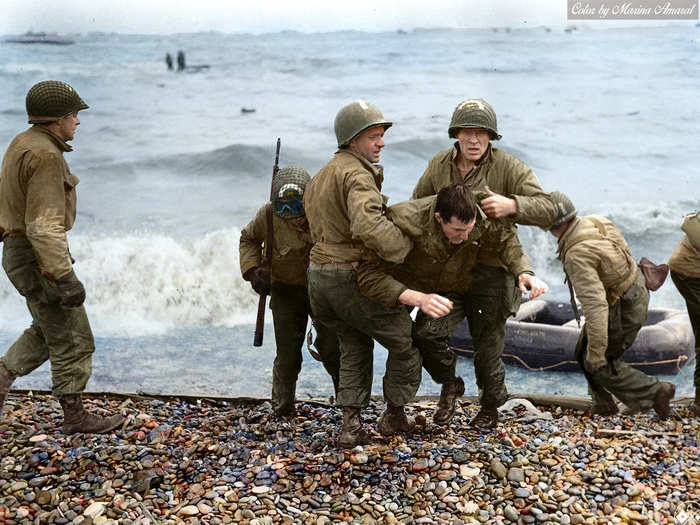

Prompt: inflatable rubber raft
[{"left": 449, "top": 299, "right": 695, "bottom": 375}]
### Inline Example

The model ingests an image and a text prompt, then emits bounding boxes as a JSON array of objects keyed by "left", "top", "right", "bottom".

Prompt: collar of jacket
[
  {"left": 31, "top": 125, "right": 73, "bottom": 153},
  {"left": 334, "top": 148, "right": 384, "bottom": 187},
  {"left": 556, "top": 216, "right": 583, "bottom": 260}
]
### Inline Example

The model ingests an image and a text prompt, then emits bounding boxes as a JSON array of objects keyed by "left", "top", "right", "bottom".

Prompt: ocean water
[{"left": 0, "top": 26, "right": 697, "bottom": 399}]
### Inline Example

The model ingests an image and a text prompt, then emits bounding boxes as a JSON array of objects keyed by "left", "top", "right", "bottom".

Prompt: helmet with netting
[
  {"left": 26, "top": 80, "right": 89, "bottom": 124},
  {"left": 272, "top": 166, "right": 311, "bottom": 218}
]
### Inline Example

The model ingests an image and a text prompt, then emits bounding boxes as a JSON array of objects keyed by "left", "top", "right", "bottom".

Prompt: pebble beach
[{"left": 1, "top": 391, "right": 698, "bottom": 524}]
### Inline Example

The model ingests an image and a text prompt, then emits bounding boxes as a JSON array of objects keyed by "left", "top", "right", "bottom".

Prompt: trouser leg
[
  {"left": 467, "top": 265, "right": 516, "bottom": 409},
  {"left": 671, "top": 270, "right": 700, "bottom": 389},
  {"left": 270, "top": 282, "right": 307, "bottom": 415},
  {"left": 313, "top": 320, "right": 341, "bottom": 396},
  {"left": 1, "top": 319, "right": 50, "bottom": 377},
  {"left": 413, "top": 294, "right": 466, "bottom": 384}
]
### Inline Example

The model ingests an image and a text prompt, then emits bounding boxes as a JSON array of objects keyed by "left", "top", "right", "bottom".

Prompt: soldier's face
[
  {"left": 456, "top": 128, "right": 490, "bottom": 162},
  {"left": 348, "top": 125, "right": 385, "bottom": 164},
  {"left": 435, "top": 213, "right": 476, "bottom": 244},
  {"left": 55, "top": 112, "right": 80, "bottom": 141}
]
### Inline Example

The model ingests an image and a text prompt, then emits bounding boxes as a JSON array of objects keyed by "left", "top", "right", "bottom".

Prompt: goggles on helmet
[{"left": 275, "top": 199, "right": 304, "bottom": 216}]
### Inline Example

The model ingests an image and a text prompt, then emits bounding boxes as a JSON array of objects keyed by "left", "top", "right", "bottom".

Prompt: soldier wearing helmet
[
  {"left": 548, "top": 192, "right": 675, "bottom": 419},
  {"left": 411, "top": 99, "right": 555, "bottom": 429},
  {"left": 0, "top": 80, "right": 125, "bottom": 434},
  {"left": 304, "top": 100, "right": 430, "bottom": 448},
  {"left": 239, "top": 166, "right": 339, "bottom": 416}
]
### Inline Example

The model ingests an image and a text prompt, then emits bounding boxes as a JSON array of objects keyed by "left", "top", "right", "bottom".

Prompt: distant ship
[{"left": 4, "top": 31, "right": 75, "bottom": 45}]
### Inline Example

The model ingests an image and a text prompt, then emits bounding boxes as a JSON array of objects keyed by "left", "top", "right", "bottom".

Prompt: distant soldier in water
[
  {"left": 165, "top": 53, "right": 173, "bottom": 71},
  {"left": 668, "top": 212, "right": 700, "bottom": 416},
  {"left": 547, "top": 192, "right": 675, "bottom": 418},
  {"left": 0, "top": 80, "right": 126, "bottom": 434},
  {"left": 240, "top": 167, "right": 339, "bottom": 416},
  {"left": 177, "top": 50, "right": 186, "bottom": 72},
  {"left": 304, "top": 100, "right": 437, "bottom": 448},
  {"left": 412, "top": 99, "right": 557, "bottom": 429},
  {"left": 357, "top": 184, "right": 547, "bottom": 427}
]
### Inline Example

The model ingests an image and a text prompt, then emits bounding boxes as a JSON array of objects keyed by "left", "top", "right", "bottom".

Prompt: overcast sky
[{"left": 2, "top": 0, "right": 566, "bottom": 34}]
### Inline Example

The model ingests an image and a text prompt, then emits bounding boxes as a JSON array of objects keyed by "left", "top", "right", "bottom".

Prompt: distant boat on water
[{"left": 4, "top": 31, "right": 75, "bottom": 45}]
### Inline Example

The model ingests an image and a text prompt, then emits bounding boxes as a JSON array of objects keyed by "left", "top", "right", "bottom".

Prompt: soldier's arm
[
  {"left": 501, "top": 157, "right": 557, "bottom": 228},
  {"left": 346, "top": 171, "right": 412, "bottom": 264},
  {"left": 356, "top": 256, "right": 407, "bottom": 307},
  {"left": 239, "top": 205, "right": 268, "bottom": 279},
  {"left": 24, "top": 153, "right": 72, "bottom": 280},
  {"left": 565, "top": 248, "right": 609, "bottom": 369}
]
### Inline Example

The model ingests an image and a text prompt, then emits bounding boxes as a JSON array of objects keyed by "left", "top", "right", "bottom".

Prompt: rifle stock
[{"left": 253, "top": 138, "right": 281, "bottom": 346}]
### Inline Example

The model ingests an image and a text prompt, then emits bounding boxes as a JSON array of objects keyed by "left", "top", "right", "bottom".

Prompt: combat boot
[
  {"left": 652, "top": 381, "right": 675, "bottom": 420},
  {"left": 0, "top": 362, "right": 15, "bottom": 417},
  {"left": 469, "top": 406, "right": 499, "bottom": 429},
  {"left": 433, "top": 377, "right": 465, "bottom": 425},
  {"left": 338, "top": 407, "right": 370, "bottom": 448},
  {"left": 587, "top": 402, "right": 619, "bottom": 416},
  {"left": 59, "top": 394, "right": 126, "bottom": 435},
  {"left": 378, "top": 405, "right": 415, "bottom": 436},
  {"left": 693, "top": 389, "right": 700, "bottom": 417}
]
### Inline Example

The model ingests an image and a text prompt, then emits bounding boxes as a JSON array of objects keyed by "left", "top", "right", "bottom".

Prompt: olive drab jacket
[
  {"left": 357, "top": 196, "right": 533, "bottom": 307},
  {"left": 0, "top": 126, "right": 78, "bottom": 280},
  {"left": 668, "top": 236, "right": 700, "bottom": 279},
  {"left": 557, "top": 215, "right": 638, "bottom": 365},
  {"left": 412, "top": 143, "right": 556, "bottom": 269},
  {"left": 303, "top": 150, "right": 411, "bottom": 265},
  {"left": 239, "top": 205, "right": 312, "bottom": 286}
]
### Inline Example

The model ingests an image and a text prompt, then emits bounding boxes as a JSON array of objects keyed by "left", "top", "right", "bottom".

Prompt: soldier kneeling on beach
[
  {"left": 240, "top": 167, "right": 340, "bottom": 417},
  {"left": 547, "top": 192, "right": 675, "bottom": 418},
  {"left": 0, "top": 80, "right": 125, "bottom": 434}
]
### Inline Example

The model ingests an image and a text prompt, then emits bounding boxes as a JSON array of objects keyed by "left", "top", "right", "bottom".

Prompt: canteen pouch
[
  {"left": 638, "top": 257, "right": 668, "bottom": 291},
  {"left": 681, "top": 211, "right": 700, "bottom": 251}
]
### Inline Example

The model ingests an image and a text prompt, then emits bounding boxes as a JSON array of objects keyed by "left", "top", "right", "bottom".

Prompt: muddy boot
[
  {"left": 693, "top": 388, "right": 700, "bottom": 417},
  {"left": 587, "top": 402, "right": 619, "bottom": 416},
  {"left": 469, "top": 406, "right": 499, "bottom": 429},
  {"left": 378, "top": 405, "right": 415, "bottom": 436},
  {"left": 653, "top": 381, "right": 676, "bottom": 420},
  {"left": 59, "top": 394, "right": 126, "bottom": 435},
  {"left": 433, "top": 377, "right": 465, "bottom": 425},
  {"left": 272, "top": 384, "right": 296, "bottom": 418},
  {"left": 338, "top": 407, "right": 370, "bottom": 448},
  {"left": 0, "top": 362, "right": 15, "bottom": 418}
]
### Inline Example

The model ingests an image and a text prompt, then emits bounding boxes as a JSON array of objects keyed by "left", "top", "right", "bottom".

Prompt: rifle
[{"left": 253, "top": 138, "right": 281, "bottom": 346}]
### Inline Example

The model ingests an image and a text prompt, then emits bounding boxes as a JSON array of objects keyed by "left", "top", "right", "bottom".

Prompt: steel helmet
[
  {"left": 550, "top": 191, "right": 577, "bottom": 228},
  {"left": 272, "top": 166, "right": 311, "bottom": 218},
  {"left": 26, "top": 80, "right": 89, "bottom": 124},
  {"left": 334, "top": 100, "right": 392, "bottom": 148},
  {"left": 448, "top": 98, "right": 501, "bottom": 140}
]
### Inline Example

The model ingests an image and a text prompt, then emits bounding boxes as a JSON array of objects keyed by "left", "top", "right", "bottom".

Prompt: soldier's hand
[
  {"left": 481, "top": 186, "right": 517, "bottom": 218},
  {"left": 518, "top": 274, "right": 548, "bottom": 299},
  {"left": 251, "top": 267, "right": 271, "bottom": 296},
  {"left": 55, "top": 270, "right": 86, "bottom": 307},
  {"left": 399, "top": 289, "right": 453, "bottom": 319}
]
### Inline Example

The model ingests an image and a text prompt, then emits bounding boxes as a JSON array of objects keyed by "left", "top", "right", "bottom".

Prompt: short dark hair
[{"left": 435, "top": 184, "right": 477, "bottom": 224}]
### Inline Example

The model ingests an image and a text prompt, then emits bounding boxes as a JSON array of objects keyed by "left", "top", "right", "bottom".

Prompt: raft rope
[{"left": 449, "top": 345, "right": 689, "bottom": 373}]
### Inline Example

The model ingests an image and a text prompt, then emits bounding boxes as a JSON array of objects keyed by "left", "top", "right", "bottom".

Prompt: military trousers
[
  {"left": 671, "top": 270, "right": 700, "bottom": 389},
  {"left": 413, "top": 264, "right": 517, "bottom": 409},
  {"left": 307, "top": 267, "right": 421, "bottom": 409},
  {"left": 1, "top": 236, "right": 94, "bottom": 396},
  {"left": 269, "top": 281, "right": 340, "bottom": 414},
  {"left": 575, "top": 270, "right": 660, "bottom": 411}
]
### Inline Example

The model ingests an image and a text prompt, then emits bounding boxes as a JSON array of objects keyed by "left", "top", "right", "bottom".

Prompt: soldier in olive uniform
[
  {"left": 412, "top": 99, "right": 557, "bottom": 428},
  {"left": 304, "top": 100, "right": 449, "bottom": 448},
  {"left": 240, "top": 166, "right": 339, "bottom": 416},
  {"left": 668, "top": 214, "right": 700, "bottom": 416},
  {"left": 0, "top": 81, "right": 125, "bottom": 434},
  {"left": 358, "top": 184, "right": 547, "bottom": 426},
  {"left": 548, "top": 192, "right": 675, "bottom": 418}
]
